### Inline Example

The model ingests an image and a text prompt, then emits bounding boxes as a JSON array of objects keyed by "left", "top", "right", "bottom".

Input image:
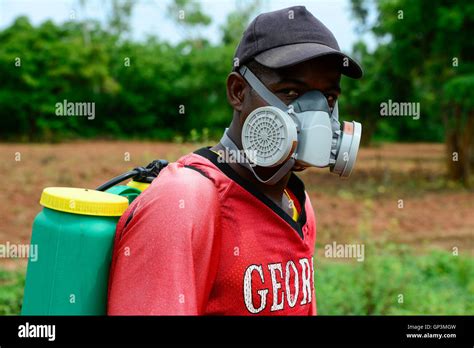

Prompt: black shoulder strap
[{"left": 123, "top": 163, "right": 211, "bottom": 230}]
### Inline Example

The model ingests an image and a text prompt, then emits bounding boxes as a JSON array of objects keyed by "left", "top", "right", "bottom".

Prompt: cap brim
[{"left": 254, "top": 42, "right": 363, "bottom": 79}]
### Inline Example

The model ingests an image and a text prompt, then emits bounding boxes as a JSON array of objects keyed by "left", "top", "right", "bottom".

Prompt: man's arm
[{"left": 107, "top": 165, "right": 221, "bottom": 315}]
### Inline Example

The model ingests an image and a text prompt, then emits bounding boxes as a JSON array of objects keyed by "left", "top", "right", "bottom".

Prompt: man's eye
[{"left": 279, "top": 89, "right": 299, "bottom": 98}]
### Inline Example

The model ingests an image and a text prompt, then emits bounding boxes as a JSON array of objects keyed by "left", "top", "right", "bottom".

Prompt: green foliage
[
  {"left": 0, "top": 17, "right": 122, "bottom": 141},
  {"left": 345, "top": 0, "right": 474, "bottom": 144},
  {"left": 107, "top": 0, "right": 135, "bottom": 37},
  {"left": 220, "top": 0, "right": 261, "bottom": 46},
  {"left": 0, "top": 16, "right": 235, "bottom": 141},
  {"left": 316, "top": 244, "right": 474, "bottom": 315},
  {"left": 1, "top": 245, "right": 472, "bottom": 315},
  {"left": 0, "top": 268, "right": 25, "bottom": 315},
  {"left": 0, "top": 1, "right": 472, "bottom": 144},
  {"left": 0, "top": 0, "right": 269, "bottom": 142},
  {"left": 167, "top": 0, "right": 212, "bottom": 27},
  {"left": 443, "top": 74, "right": 474, "bottom": 110},
  {"left": 443, "top": 74, "right": 474, "bottom": 132}
]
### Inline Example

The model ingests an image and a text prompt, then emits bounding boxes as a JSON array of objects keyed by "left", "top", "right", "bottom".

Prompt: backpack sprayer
[{"left": 21, "top": 160, "right": 168, "bottom": 315}]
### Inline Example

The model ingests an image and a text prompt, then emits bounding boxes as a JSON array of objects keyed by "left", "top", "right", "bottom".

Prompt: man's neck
[{"left": 210, "top": 142, "right": 291, "bottom": 209}]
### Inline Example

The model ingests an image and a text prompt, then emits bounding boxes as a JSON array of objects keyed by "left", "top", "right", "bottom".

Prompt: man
[{"left": 107, "top": 5, "right": 362, "bottom": 315}]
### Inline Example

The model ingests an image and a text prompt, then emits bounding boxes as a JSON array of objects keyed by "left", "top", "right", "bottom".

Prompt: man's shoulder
[
  {"left": 144, "top": 159, "right": 217, "bottom": 202},
  {"left": 116, "top": 153, "right": 223, "bottom": 238},
  {"left": 132, "top": 150, "right": 229, "bottom": 208}
]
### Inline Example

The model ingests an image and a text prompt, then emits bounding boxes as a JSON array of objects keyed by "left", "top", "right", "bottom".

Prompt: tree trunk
[
  {"left": 445, "top": 106, "right": 473, "bottom": 187},
  {"left": 462, "top": 111, "right": 474, "bottom": 186},
  {"left": 360, "top": 121, "right": 376, "bottom": 146}
]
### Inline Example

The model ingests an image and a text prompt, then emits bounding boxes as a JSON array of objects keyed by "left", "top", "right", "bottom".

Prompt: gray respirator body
[{"left": 220, "top": 65, "right": 362, "bottom": 185}]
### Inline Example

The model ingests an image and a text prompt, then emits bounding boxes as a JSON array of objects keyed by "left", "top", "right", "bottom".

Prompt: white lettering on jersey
[
  {"left": 243, "top": 264, "right": 268, "bottom": 314},
  {"left": 268, "top": 263, "right": 284, "bottom": 311},
  {"left": 243, "top": 257, "right": 314, "bottom": 314},
  {"left": 299, "top": 258, "right": 312, "bottom": 305},
  {"left": 285, "top": 260, "right": 299, "bottom": 308}
]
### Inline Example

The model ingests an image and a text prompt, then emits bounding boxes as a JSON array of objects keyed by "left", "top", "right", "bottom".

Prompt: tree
[
  {"left": 350, "top": 0, "right": 474, "bottom": 184},
  {"left": 166, "top": 0, "right": 211, "bottom": 48},
  {"left": 107, "top": 0, "right": 135, "bottom": 39},
  {"left": 220, "top": 0, "right": 261, "bottom": 46},
  {"left": 443, "top": 75, "right": 474, "bottom": 185}
]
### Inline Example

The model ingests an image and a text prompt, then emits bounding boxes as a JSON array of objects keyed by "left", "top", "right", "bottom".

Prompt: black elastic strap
[{"left": 184, "top": 165, "right": 211, "bottom": 180}]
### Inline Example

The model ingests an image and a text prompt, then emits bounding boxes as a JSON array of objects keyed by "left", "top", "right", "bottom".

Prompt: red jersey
[{"left": 107, "top": 147, "right": 317, "bottom": 315}]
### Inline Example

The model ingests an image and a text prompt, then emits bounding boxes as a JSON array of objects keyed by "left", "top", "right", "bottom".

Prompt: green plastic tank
[{"left": 21, "top": 186, "right": 139, "bottom": 315}]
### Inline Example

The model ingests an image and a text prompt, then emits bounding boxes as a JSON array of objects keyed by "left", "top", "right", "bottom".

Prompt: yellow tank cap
[
  {"left": 40, "top": 187, "right": 129, "bottom": 216},
  {"left": 126, "top": 180, "right": 151, "bottom": 192}
]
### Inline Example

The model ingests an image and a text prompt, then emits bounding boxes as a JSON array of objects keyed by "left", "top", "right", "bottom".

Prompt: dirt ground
[{"left": 0, "top": 141, "right": 472, "bottom": 269}]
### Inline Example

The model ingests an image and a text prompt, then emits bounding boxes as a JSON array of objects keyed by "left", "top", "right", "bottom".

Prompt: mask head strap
[{"left": 239, "top": 66, "right": 288, "bottom": 111}]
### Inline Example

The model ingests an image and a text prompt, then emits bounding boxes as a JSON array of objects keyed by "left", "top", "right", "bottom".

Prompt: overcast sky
[{"left": 0, "top": 0, "right": 376, "bottom": 53}]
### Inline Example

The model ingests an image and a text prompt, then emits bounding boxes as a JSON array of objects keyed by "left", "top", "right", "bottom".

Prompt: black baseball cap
[{"left": 233, "top": 6, "right": 363, "bottom": 79}]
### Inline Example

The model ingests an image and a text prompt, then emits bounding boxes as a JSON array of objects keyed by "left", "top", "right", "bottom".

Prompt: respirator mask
[{"left": 220, "top": 65, "right": 362, "bottom": 185}]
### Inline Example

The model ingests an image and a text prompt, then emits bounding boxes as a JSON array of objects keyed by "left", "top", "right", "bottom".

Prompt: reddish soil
[{"left": 0, "top": 141, "right": 472, "bottom": 269}]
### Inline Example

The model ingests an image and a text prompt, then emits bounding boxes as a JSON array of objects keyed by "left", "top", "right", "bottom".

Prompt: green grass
[
  {"left": 316, "top": 244, "right": 474, "bottom": 315},
  {"left": 0, "top": 268, "right": 25, "bottom": 315},
  {"left": 1, "top": 244, "right": 472, "bottom": 315}
]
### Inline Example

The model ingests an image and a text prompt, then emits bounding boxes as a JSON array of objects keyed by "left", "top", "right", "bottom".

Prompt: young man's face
[{"left": 237, "top": 55, "right": 342, "bottom": 171}]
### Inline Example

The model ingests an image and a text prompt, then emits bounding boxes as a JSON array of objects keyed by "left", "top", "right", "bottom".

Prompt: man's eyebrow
[
  {"left": 271, "top": 77, "right": 309, "bottom": 88},
  {"left": 270, "top": 77, "right": 342, "bottom": 94}
]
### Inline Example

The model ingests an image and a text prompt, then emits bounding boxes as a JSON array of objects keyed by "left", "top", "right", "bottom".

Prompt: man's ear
[{"left": 226, "top": 72, "right": 247, "bottom": 112}]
